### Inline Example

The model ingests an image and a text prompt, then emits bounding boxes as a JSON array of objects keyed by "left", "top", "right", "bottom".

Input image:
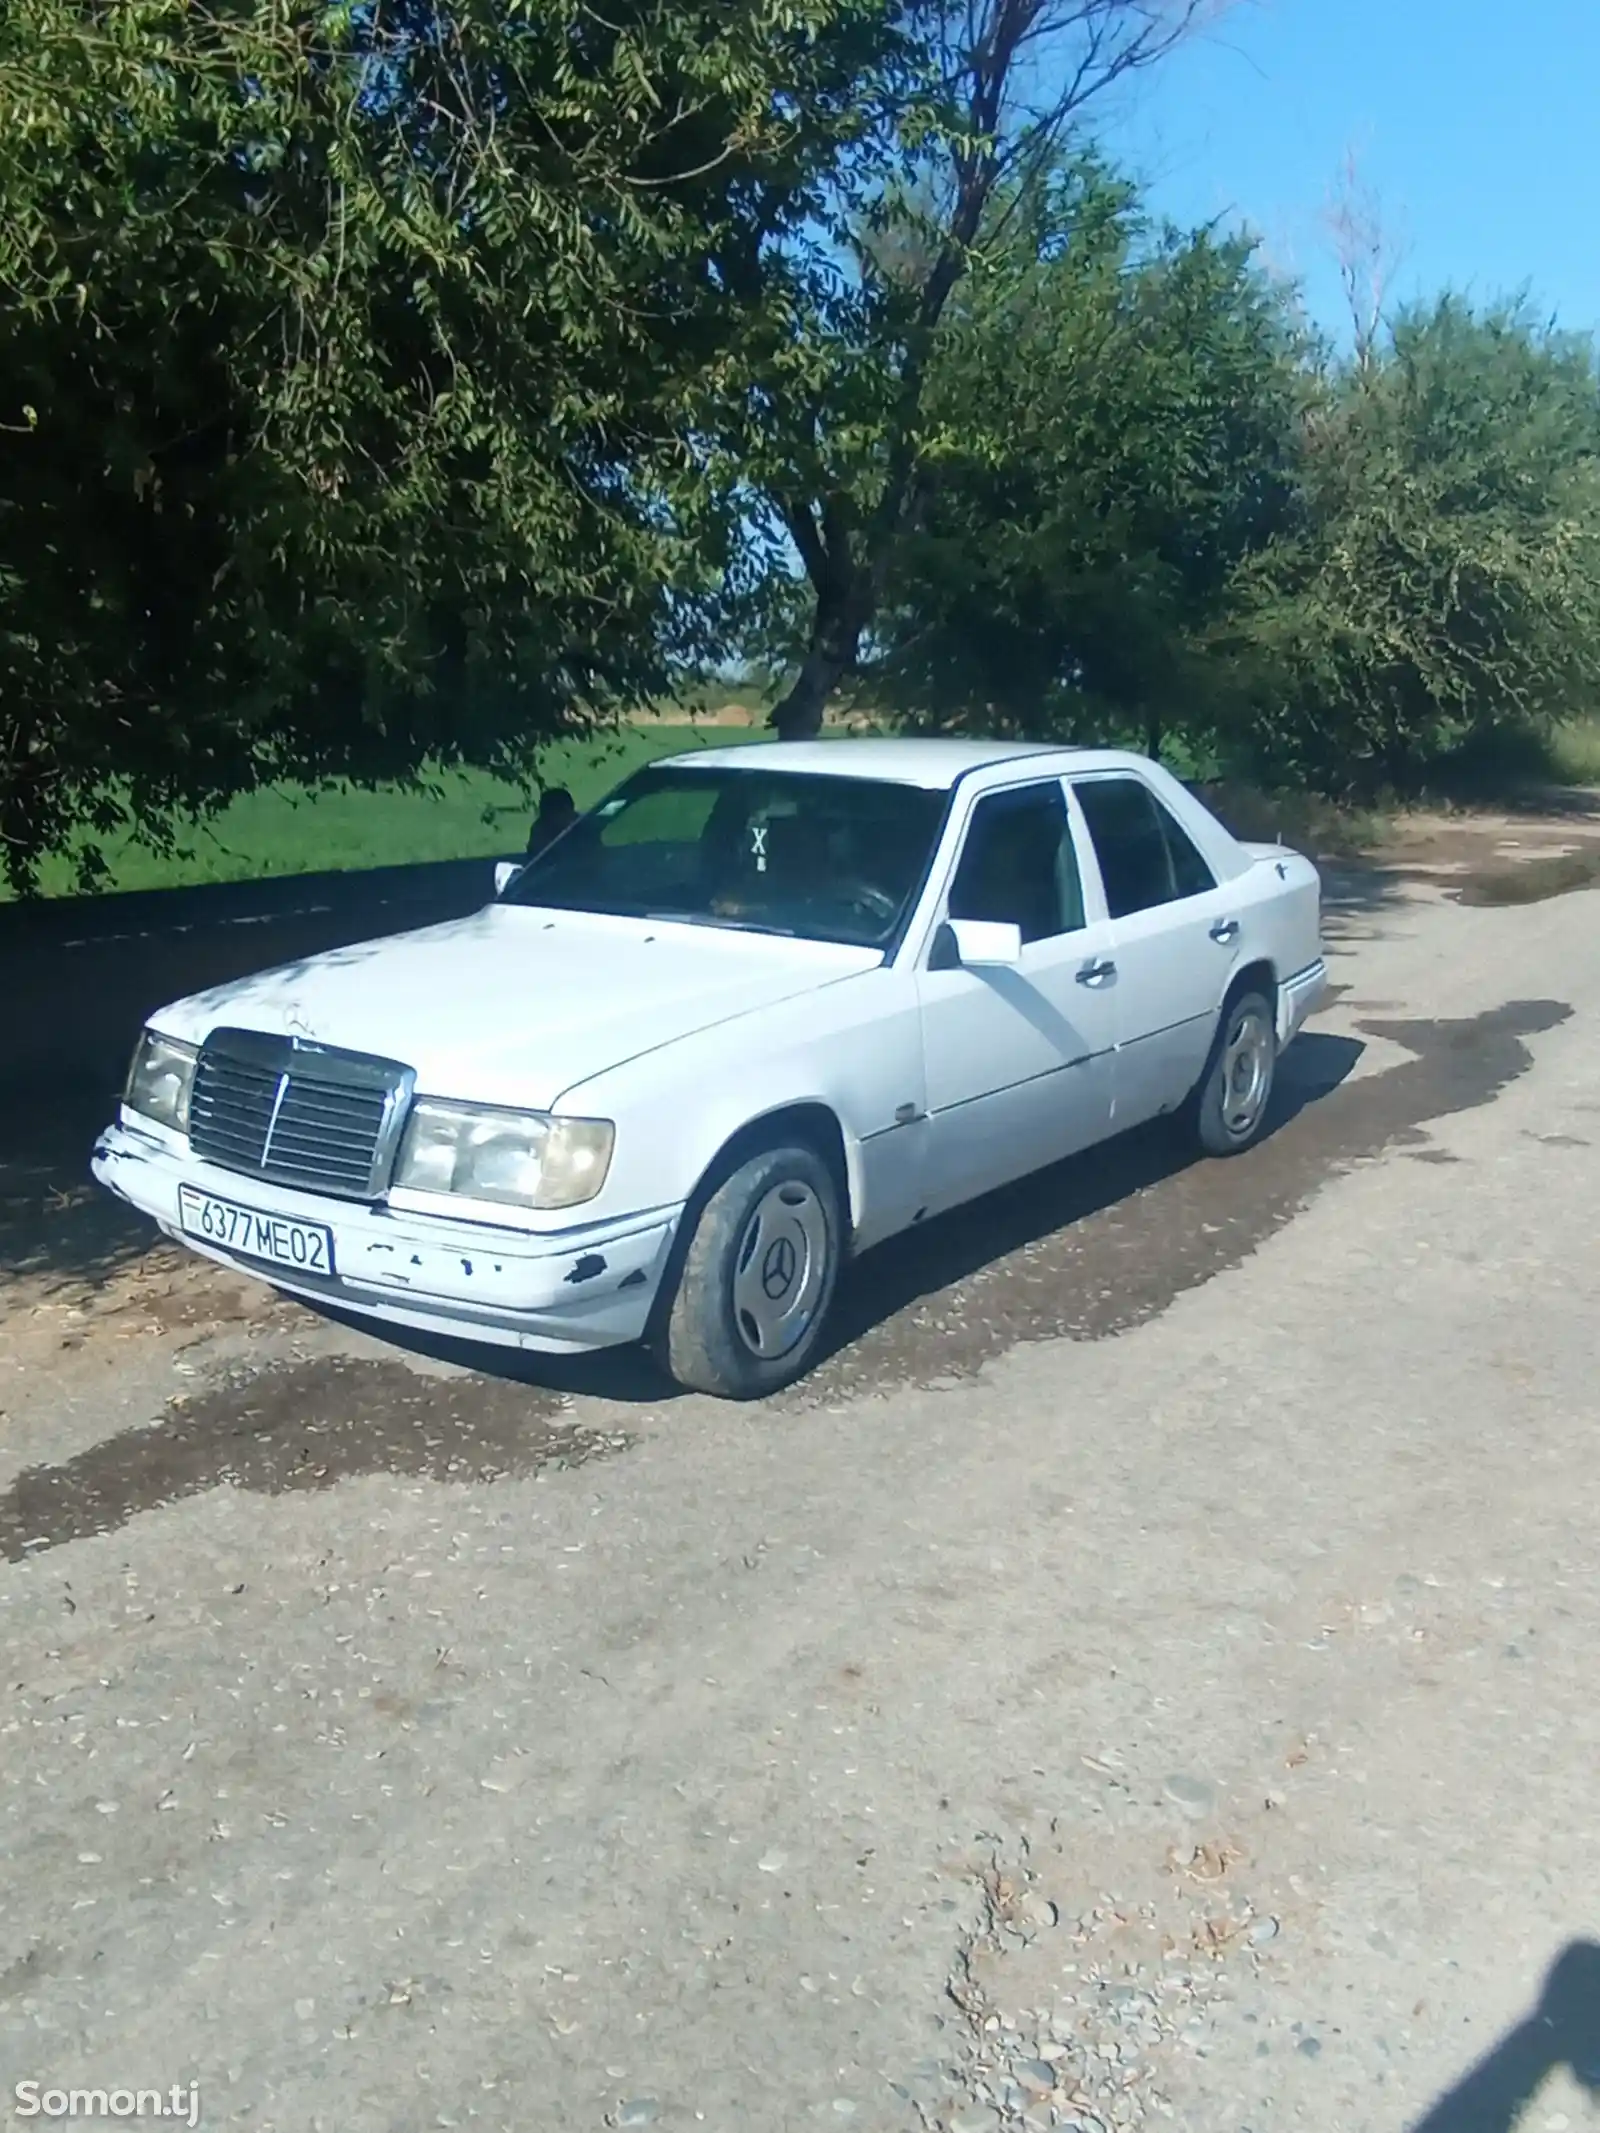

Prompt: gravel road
[{"left": 2, "top": 867, "right": 1598, "bottom": 2133}]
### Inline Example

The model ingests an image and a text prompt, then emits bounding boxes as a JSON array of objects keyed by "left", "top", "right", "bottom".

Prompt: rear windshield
[{"left": 501, "top": 764, "right": 947, "bottom": 949}]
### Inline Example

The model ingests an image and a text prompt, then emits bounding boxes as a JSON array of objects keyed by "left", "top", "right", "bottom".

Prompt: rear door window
[{"left": 1074, "top": 777, "right": 1216, "bottom": 918}]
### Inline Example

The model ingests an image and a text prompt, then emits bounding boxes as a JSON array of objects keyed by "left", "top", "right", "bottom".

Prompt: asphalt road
[{"left": 2, "top": 868, "right": 1599, "bottom": 2133}]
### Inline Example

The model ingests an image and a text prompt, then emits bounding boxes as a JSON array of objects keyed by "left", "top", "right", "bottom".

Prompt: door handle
[
  {"left": 1076, "top": 957, "right": 1116, "bottom": 987},
  {"left": 1209, "top": 918, "right": 1240, "bottom": 944}
]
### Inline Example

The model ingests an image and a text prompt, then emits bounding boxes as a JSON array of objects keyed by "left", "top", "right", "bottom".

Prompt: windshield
[{"left": 501, "top": 763, "right": 947, "bottom": 949}]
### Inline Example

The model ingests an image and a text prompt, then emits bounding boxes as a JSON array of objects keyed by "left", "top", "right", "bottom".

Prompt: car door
[
  {"left": 1070, "top": 773, "right": 1236, "bottom": 1128},
  {"left": 915, "top": 779, "right": 1119, "bottom": 1215}
]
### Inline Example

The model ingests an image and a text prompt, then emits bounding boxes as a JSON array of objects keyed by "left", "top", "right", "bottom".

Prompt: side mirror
[
  {"left": 945, "top": 917, "right": 1023, "bottom": 967},
  {"left": 493, "top": 860, "right": 522, "bottom": 896}
]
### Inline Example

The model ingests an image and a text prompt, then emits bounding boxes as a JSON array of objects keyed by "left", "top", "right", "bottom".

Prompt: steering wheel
[{"left": 838, "top": 880, "right": 899, "bottom": 923}]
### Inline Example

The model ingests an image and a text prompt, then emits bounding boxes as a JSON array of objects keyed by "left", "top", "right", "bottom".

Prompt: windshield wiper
[{"left": 642, "top": 910, "right": 797, "bottom": 938}]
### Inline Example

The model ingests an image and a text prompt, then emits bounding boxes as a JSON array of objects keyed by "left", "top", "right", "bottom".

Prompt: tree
[
  {"left": 0, "top": 0, "right": 907, "bottom": 888},
  {"left": 740, "top": 0, "right": 1230, "bottom": 738},
  {"left": 868, "top": 160, "right": 1309, "bottom": 756},
  {"left": 1217, "top": 297, "right": 1600, "bottom": 794}
]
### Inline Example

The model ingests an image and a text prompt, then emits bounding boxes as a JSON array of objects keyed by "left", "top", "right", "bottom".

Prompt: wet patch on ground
[
  {"left": 794, "top": 999, "right": 1570, "bottom": 1404},
  {"left": 1452, "top": 844, "right": 1600, "bottom": 905},
  {"left": 0, "top": 1355, "right": 629, "bottom": 1560}
]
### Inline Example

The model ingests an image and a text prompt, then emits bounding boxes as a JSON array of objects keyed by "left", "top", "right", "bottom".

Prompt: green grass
[
  {"left": 19, "top": 704, "right": 1595, "bottom": 904},
  {"left": 13, "top": 721, "right": 768, "bottom": 901}
]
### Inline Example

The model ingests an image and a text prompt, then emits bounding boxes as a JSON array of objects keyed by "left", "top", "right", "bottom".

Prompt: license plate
[{"left": 177, "top": 1185, "right": 335, "bottom": 1277}]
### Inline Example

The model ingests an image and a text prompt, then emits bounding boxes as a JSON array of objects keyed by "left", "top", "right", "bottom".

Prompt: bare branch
[{"left": 1323, "top": 145, "right": 1407, "bottom": 375}]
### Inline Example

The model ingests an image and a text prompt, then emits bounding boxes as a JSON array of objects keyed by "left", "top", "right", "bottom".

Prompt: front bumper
[
  {"left": 92, "top": 1118, "right": 680, "bottom": 1354},
  {"left": 1277, "top": 956, "right": 1328, "bottom": 1049}
]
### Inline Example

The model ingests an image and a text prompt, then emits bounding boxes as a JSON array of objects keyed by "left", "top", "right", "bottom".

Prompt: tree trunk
[
  {"left": 770, "top": 645, "right": 847, "bottom": 740},
  {"left": 768, "top": 553, "right": 871, "bottom": 740}
]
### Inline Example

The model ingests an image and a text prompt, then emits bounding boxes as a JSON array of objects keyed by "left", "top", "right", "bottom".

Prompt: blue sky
[{"left": 1106, "top": 0, "right": 1599, "bottom": 342}]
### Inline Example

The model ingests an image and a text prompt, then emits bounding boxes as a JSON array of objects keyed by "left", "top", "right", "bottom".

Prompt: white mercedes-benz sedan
[{"left": 93, "top": 739, "right": 1326, "bottom": 1398}]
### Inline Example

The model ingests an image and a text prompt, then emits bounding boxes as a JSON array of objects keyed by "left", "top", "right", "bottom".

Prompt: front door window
[{"left": 946, "top": 781, "right": 1085, "bottom": 942}]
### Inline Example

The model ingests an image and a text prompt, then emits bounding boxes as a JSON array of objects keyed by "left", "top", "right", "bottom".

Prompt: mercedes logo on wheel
[{"left": 760, "top": 1235, "right": 798, "bottom": 1300}]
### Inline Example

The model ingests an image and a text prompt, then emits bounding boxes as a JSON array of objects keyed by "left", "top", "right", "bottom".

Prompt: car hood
[{"left": 152, "top": 904, "right": 882, "bottom": 1110}]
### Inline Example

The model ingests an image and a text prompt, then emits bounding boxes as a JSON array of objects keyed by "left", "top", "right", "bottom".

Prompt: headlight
[
  {"left": 392, "top": 1099, "right": 615, "bottom": 1211},
  {"left": 124, "top": 1028, "right": 197, "bottom": 1134}
]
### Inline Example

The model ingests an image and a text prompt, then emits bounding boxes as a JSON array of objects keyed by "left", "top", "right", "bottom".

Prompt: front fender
[{"left": 555, "top": 968, "right": 927, "bottom": 1246}]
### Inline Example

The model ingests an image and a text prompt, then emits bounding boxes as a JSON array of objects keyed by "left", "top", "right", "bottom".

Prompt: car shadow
[
  {"left": 826, "top": 1030, "right": 1362, "bottom": 1361},
  {"left": 330, "top": 1029, "right": 1364, "bottom": 1404},
  {"left": 1408, "top": 1941, "right": 1600, "bottom": 2132},
  {"left": 0, "top": 1090, "right": 154, "bottom": 1294}
]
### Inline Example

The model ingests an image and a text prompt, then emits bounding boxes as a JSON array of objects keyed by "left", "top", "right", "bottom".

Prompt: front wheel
[
  {"left": 651, "top": 1143, "right": 843, "bottom": 1399},
  {"left": 1186, "top": 988, "right": 1278, "bottom": 1156}
]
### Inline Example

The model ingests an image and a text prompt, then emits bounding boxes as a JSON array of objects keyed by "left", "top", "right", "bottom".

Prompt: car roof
[{"left": 651, "top": 736, "right": 1151, "bottom": 791}]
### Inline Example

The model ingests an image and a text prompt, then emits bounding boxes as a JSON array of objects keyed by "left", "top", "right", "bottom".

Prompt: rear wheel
[
  {"left": 1187, "top": 988, "right": 1277, "bottom": 1156},
  {"left": 652, "top": 1142, "right": 842, "bottom": 1399}
]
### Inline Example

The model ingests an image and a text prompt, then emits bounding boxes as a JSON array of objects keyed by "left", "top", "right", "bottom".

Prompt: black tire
[
  {"left": 1186, "top": 987, "right": 1278, "bottom": 1157},
  {"left": 651, "top": 1142, "right": 843, "bottom": 1399}
]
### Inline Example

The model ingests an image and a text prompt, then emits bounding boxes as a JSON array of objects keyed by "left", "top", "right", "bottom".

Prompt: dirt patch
[
  {"left": 632, "top": 702, "right": 886, "bottom": 732},
  {"left": 632, "top": 702, "right": 765, "bottom": 726},
  {"left": 931, "top": 1827, "right": 1281, "bottom": 2133},
  {"left": 1365, "top": 809, "right": 1600, "bottom": 904},
  {"left": 1200, "top": 783, "right": 1600, "bottom": 894},
  {"left": 0, "top": 1208, "right": 303, "bottom": 1381},
  {"left": 0, "top": 1082, "right": 323, "bottom": 1362},
  {"left": 0, "top": 1355, "right": 631, "bottom": 1560},
  {"left": 931, "top": 1839, "right": 1600, "bottom": 2133}
]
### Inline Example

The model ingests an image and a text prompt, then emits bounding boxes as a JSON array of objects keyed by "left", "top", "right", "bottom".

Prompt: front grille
[{"left": 188, "top": 1029, "right": 413, "bottom": 1200}]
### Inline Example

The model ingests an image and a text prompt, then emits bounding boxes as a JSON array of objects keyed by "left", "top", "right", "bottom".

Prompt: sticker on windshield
[{"left": 750, "top": 823, "right": 768, "bottom": 873}]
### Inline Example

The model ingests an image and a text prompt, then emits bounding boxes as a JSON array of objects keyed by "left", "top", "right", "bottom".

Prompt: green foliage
[
  {"left": 0, "top": 0, "right": 906, "bottom": 888},
  {"left": 4, "top": 0, "right": 1598, "bottom": 891},
  {"left": 863, "top": 201, "right": 1600, "bottom": 799},
  {"left": 872, "top": 159, "right": 1311, "bottom": 752},
  {"left": 1216, "top": 298, "right": 1600, "bottom": 794},
  {"left": 740, "top": 0, "right": 1228, "bottom": 736}
]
